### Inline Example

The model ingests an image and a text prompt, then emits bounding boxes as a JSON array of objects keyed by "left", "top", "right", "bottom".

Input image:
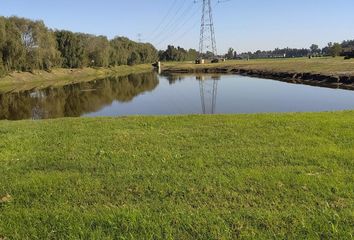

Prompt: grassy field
[
  {"left": 0, "top": 64, "right": 153, "bottom": 93},
  {"left": 162, "top": 57, "right": 354, "bottom": 76},
  {"left": 0, "top": 112, "right": 353, "bottom": 239}
]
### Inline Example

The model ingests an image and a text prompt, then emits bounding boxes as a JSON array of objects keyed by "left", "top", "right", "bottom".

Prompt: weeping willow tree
[
  {"left": 0, "top": 16, "right": 61, "bottom": 75},
  {"left": 109, "top": 37, "right": 158, "bottom": 66}
]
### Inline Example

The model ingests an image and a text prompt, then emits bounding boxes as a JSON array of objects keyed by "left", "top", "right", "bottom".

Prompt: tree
[
  {"left": 109, "top": 37, "right": 157, "bottom": 66},
  {"left": 128, "top": 51, "right": 141, "bottom": 65},
  {"left": 55, "top": 30, "right": 85, "bottom": 68},
  {"left": 329, "top": 43, "right": 342, "bottom": 57},
  {"left": 0, "top": 16, "right": 158, "bottom": 76},
  {"left": 310, "top": 44, "right": 319, "bottom": 55},
  {"left": 233, "top": 51, "right": 238, "bottom": 59},
  {"left": 77, "top": 34, "right": 110, "bottom": 67},
  {"left": 0, "top": 17, "right": 6, "bottom": 76},
  {"left": 341, "top": 40, "right": 354, "bottom": 49},
  {"left": 7, "top": 17, "right": 61, "bottom": 72},
  {"left": 226, "top": 47, "right": 234, "bottom": 59},
  {"left": 159, "top": 45, "right": 199, "bottom": 61},
  {"left": 2, "top": 19, "right": 26, "bottom": 72}
]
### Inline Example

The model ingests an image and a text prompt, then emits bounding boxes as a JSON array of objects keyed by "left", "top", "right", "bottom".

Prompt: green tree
[
  {"left": 78, "top": 34, "right": 110, "bottom": 67},
  {"left": 2, "top": 19, "right": 26, "bottom": 71},
  {"left": 128, "top": 51, "right": 141, "bottom": 65},
  {"left": 0, "top": 16, "right": 157, "bottom": 76},
  {"left": 329, "top": 43, "right": 343, "bottom": 57},
  {"left": 310, "top": 44, "right": 319, "bottom": 55},
  {"left": 55, "top": 30, "right": 85, "bottom": 68},
  {"left": 109, "top": 37, "right": 157, "bottom": 66},
  {"left": 0, "top": 17, "right": 61, "bottom": 72},
  {"left": 109, "top": 37, "right": 129, "bottom": 66},
  {"left": 226, "top": 47, "right": 234, "bottom": 59},
  {"left": 159, "top": 45, "right": 198, "bottom": 61},
  {"left": 0, "top": 17, "right": 6, "bottom": 76}
]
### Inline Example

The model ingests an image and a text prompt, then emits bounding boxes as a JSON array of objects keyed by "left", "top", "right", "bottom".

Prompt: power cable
[
  {"left": 149, "top": 0, "right": 189, "bottom": 42},
  {"left": 149, "top": 0, "right": 179, "bottom": 37},
  {"left": 154, "top": 3, "right": 199, "bottom": 47}
]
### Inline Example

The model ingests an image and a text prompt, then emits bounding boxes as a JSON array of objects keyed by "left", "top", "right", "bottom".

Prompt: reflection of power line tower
[
  {"left": 197, "top": 76, "right": 219, "bottom": 114},
  {"left": 198, "top": 0, "right": 217, "bottom": 57}
]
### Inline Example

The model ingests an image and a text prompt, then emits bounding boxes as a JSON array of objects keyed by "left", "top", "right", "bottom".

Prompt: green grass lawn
[
  {"left": 0, "top": 112, "right": 353, "bottom": 239},
  {"left": 163, "top": 57, "right": 354, "bottom": 76}
]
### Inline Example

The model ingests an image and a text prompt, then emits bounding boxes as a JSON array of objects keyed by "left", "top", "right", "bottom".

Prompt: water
[{"left": 1, "top": 72, "right": 354, "bottom": 120}]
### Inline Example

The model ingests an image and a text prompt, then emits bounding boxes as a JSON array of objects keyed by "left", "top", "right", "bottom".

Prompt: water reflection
[
  {"left": 164, "top": 74, "right": 220, "bottom": 114},
  {"left": 1, "top": 72, "right": 353, "bottom": 120},
  {"left": 0, "top": 72, "right": 159, "bottom": 120}
]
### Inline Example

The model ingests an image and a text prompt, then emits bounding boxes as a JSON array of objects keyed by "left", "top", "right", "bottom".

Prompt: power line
[
  {"left": 154, "top": 3, "right": 199, "bottom": 47},
  {"left": 153, "top": 0, "right": 229, "bottom": 50},
  {"left": 157, "top": 1, "right": 221, "bottom": 49},
  {"left": 149, "top": 0, "right": 189, "bottom": 42},
  {"left": 153, "top": 1, "right": 196, "bottom": 43},
  {"left": 149, "top": 0, "right": 179, "bottom": 37}
]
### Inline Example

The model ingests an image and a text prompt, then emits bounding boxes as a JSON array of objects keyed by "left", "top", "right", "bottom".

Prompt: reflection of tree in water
[
  {"left": 163, "top": 73, "right": 221, "bottom": 85},
  {"left": 0, "top": 72, "right": 159, "bottom": 120},
  {"left": 164, "top": 74, "right": 187, "bottom": 85}
]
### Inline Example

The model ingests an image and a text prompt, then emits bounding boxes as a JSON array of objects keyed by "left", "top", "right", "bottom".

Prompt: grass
[
  {"left": 0, "top": 64, "right": 153, "bottom": 93},
  {"left": 162, "top": 57, "right": 354, "bottom": 76},
  {"left": 0, "top": 112, "right": 353, "bottom": 239}
]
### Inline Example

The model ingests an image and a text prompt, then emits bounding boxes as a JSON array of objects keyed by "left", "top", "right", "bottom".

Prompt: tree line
[
  {"left": 225, "top": 40, "right": 354, "bottom": 60},
  {"left": 158, "top": 45, "right": 198, "bottom": 61},
  {"left": 159, "top": 39, "right": 354, "bottom": 62},
  {"left": 0, "top": 16, "right": 158, "bottom": 77}
]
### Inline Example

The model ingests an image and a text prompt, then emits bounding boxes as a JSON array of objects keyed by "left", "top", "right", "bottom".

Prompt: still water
[{"left": 1, "top": 72, "right": 354, "bottom": 120}]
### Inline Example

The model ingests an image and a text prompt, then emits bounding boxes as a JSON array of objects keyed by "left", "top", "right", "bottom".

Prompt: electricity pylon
[{"left": 198, "top": 0, "right": 217, "bottom": 57}]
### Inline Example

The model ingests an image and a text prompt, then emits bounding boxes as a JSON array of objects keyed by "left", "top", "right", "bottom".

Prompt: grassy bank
[
  {"left": 162, "top": 57, "right": 354, "bottom": 76},
  {"left": 0, "top": 64, "right": 153, "bottom": 93},
  {"left": 0, "top": 112, "right": 353, "bottom": 239},
  {"left": 2, "top": 58, "right": 354, "bottom": 93}
]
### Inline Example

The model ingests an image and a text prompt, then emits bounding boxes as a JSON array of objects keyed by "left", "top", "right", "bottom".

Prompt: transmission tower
[{"left": 198, "top": 0, "right": 217, "bottom": 58}]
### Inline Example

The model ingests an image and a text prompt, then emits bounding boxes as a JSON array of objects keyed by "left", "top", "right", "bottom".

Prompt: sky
[{"left": 1, "top": 0, "right": 354, "bottom": 53}]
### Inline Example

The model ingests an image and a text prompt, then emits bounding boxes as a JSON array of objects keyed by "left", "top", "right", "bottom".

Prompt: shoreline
[
  {"left": 161, "top": 58, "right": 354, "bottom": 90},
  {"left": 162, "top": 66, "right": 354, "bottom": 90},
  {"left": 0, "top": 64, "right": 153, "bottom": 93},
  {"left": 2, "top": 58, "right": 354, "bottom": 93}
]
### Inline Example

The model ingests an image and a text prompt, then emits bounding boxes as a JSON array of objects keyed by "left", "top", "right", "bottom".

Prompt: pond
[{"left": 1, "top": 72, "right": 354, "bottom": 120}]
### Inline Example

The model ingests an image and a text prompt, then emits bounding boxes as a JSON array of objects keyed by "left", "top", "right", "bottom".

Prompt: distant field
[
  {"left": 0, "top": 64, "right": 153, "bottom": 93},
  {"left": 163, "top": 57, "right": 354, "bottom": 76},
  {"left": 0, "top": 112, "right": 353, "bottom": 239}
]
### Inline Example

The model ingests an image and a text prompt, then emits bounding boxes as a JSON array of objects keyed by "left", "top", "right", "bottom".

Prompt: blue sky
[{"left": 1, "top": 0, "right": 354, "bottom": 53}]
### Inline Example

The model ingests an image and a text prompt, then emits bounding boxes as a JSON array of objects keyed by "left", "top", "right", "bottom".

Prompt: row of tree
[
  {"left": 0, "top": 16, "right": 158, "bottom": 77},
  {"left": 159, "top": 40, "right": 354, "bottom": 62},
  {"left": 158, "top": 45, "right": 198, "bottom": 61},
  {"left": 225, "top": 40, "right": 354, "bottom": 60}
]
